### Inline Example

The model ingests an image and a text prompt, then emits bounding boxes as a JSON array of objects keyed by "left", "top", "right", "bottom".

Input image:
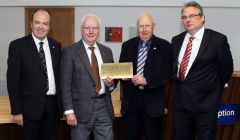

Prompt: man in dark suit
[
  {"left": 119, "top": 13, "right": 172, "bottom": 140},
  {"left": 7, "top": 9, "right": 62, "bottom": 140},
  {"left": 61, "top": 14, "right": 116, "bottom": 140},
  {"left": 172, "top": 1, "right": 233, "bottom": 140}
]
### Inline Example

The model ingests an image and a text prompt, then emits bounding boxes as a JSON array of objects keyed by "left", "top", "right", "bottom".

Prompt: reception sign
[{"left": 217, "top": 104, "right": 239, "bottom": 125}]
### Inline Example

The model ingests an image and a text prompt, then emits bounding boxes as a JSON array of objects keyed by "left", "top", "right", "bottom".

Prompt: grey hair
[
  {"left": 80, "top": 13, "right": 101, "bottom": 27},
  {"left": 181, "top": 1, "right": 204, "bottom": 16}
]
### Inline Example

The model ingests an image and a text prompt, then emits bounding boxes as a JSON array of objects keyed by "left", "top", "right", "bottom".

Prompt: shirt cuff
[
  {"left": 109, "top": 85, "right": 114, "bottom": 91},
  {"left": 64, "top": 109, "right": 74, "bottom": 115}
]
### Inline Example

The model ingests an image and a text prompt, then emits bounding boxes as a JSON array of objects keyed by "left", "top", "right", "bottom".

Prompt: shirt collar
[
  {"left": 32, "top": 33, "right": 48, "bottom": 46},
  {"left": 82, "top": 39, "right": 98, "bottom": 51},
  {"left": 186, "top": 26, "right": 205, "bottom": 40},
  {"left": 139, "top": 37, "right": 152, "bottom": 47}
]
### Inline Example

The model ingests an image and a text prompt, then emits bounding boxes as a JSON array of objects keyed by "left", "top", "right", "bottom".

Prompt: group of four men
[{"left": 7, "top": 1, "right": 233, "bottom": 140}]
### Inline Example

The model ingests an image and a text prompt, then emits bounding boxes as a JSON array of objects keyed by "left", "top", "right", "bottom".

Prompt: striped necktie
[
  {"left": 39, "top": 42, "right": 49, "bottom": 92},
  {"left": 136, "top": 42, "right": 148, "bottom": 75},
  {"left": 178, "top": 36, "right": 194, "bottom": 81}
]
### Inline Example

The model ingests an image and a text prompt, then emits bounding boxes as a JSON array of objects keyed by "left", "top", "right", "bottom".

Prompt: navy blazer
[
  {"left": 119, "top": 35, "right": 173, "bottom": 117},
  {"left": 172, "top": 29, "right": 233, "bottom": 112},
  {"left": 7, "top": 34, "right": 62, "bottom": 120}
]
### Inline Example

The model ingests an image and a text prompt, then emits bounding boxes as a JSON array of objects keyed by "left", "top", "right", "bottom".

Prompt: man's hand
[
  {"left": 13, "top": 114, "right": 24, "bottom": 126},
  {"left": 132, "top": 74, "right": 147, "bottom": 86},
  {"left": 104, "top": 77, "right": 114, "bottom": 87},
  {"left": 66, "top": 113, "right": 77, "bottom": 126}
]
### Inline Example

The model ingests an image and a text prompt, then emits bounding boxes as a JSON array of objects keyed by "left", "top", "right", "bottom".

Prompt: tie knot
[
  {"left": 39, "top": 42, "right": 44, "bottom": 46},
  {"left": 189, "top": 36, "right": 195, "bottom": 41},
  {"left": 89, "top": 46, "right": 95, "bottom": 52}
]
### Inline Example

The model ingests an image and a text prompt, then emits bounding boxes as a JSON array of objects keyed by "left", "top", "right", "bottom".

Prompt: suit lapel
[
  {"left": 48, "top": 38, "right": 56, "bottom": 73},
  {"left": 76, "top": 40, "right": 95, "bottom": 80},
  {"left": 131, "top": 38, "right": 140, "bottom": 74},
  {"left": 172, "top": 33, "right": 186, "bottom": 78},
  {"left": 191, "top": 29, "right": 210, "bottom": 66},
  {"left": 98, "top": 43, "right": 108, "bottom": 63},
  {"left": 26, "top": 35, "right": 45, "bottom": 72},
  {"left": 174, "top": 33, "right": 186, "bottom": 60},
  {"left": 144, "top": 36, "right": 157, "bottom": 67}
]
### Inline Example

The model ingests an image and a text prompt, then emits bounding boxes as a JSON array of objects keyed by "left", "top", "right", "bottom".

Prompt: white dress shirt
[
  {"left": 177, "top": 26, "right": 205, "bottom": 78},
  {"left": 32, "top": 33, "right": 56, "bottom": 95},
  {"left": 83, "top": 40, "right": 106, "bottom": 94}
]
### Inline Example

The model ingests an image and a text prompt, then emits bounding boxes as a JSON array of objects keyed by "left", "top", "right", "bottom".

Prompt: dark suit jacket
[
  {"left": 7, "top": 34, "right": 62, "bottom": 120},
  {"left": 172, "top": 29, "right": 233, "bottom": 112},
  {"left": 61, "top": 40, "right": 115, "bottom": 122},
  {"left": 119, "top": 35, "right": 173, "bottom": 117}
]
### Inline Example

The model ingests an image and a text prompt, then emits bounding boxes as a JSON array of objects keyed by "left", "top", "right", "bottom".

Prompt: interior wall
[
  {"left": 0, "top": 7, "right": 24, "bottom": 80},
  {"left": 1, "top": 0, "right": 240, "bottom": 7},
  {"left": 0, "top": 6, "right": 240, "bottom": 81}
]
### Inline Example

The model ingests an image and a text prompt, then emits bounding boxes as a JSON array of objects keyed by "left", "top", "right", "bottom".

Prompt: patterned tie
[
  {"left": 89, "top": 47, "right": 101, "bottom": 92},
  {"left": 178, "top": 36, "right": 194, "bottom": 81},
  {"left": 137, "top": 42, "right": 148, "bottom": 75},
  {"left": 39, "top": 42, "right": 49, "bottom": 92}
]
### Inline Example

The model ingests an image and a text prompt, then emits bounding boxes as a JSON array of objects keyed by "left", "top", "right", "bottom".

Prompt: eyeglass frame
[
  {"left": 180, "top": 13, "right": 202, "bottom": 20},
  {"left": 82, "top": 26, "right": 99, "bottom": 31},
  {"left": 138, "top": 24, "right": 153, "bottom": 29}
]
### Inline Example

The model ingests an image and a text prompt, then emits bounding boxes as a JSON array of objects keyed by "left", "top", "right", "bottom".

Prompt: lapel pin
[{"left": 153, "top": 47, "right": 156, "bottom": 50}]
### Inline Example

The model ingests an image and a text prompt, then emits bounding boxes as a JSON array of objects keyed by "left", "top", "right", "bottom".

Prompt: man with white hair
[{"left": 61, "top": 14, "right": 116, "bottom": 140}]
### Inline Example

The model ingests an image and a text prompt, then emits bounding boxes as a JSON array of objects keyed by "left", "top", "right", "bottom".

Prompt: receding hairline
[
  {"left": 137, "top": 12, "right": 155, "bottom": 26},
  {"left": 80, "top": 13, "right": 101, "bottom": 27},
  {"left": 31, "top": 9, "right": 51, "bottom": 22}
]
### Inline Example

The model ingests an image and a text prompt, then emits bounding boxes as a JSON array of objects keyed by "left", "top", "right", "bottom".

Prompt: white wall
[
  {"left": 0, "top": 7, "right": 24, "bottom": 80},
  {"left": 75, "top": 6, "right": 240, "bottom": 70},
  {"left": 0, "top": 6, "right": 240, "bottom": 80},
  {"left": 1, "top": 0, "right": 240, "bottom": 7},
  {"left": 75, "top": 7, "right": 182, "bottom": 63}
]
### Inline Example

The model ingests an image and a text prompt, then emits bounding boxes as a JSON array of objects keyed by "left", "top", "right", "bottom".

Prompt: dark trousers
[
  {"left": 21, "top": 96, "right": 60, "bottom": 140},
  {"left": 173, "top": 108, "right": 218, "bottom": 140},
  {"left": 123, "top": 90, "right": 163, "bottom": 140}
]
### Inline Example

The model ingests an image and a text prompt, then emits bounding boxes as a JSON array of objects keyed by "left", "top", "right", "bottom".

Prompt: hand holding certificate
[{"left": 101, "top": 62, "right": 133, "bottom": 79}]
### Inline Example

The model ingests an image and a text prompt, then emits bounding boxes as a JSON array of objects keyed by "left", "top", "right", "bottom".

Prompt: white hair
[{"left": 80, "top": 13, "right": 101, "bottom": 27}]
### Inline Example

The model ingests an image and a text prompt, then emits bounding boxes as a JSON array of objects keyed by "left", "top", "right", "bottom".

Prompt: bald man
[
  {"left": 7, "top": 9, "right": 62, "bottom": 140},
  {"left": 119, "top": 13, "right": 173, "bottom": 140}
]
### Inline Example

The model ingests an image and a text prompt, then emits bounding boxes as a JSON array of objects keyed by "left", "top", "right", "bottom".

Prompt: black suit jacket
[
  {"left": 7, "top": 34, "right": 62, "bottom": 120},
  {"left": 172, "top": 29, "right": 233, "bottom": 112},
  {"left": 119, "top": 35, "right": 173, "bottom": 117}
]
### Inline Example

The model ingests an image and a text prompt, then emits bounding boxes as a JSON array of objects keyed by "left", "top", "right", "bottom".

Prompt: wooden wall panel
[{"left": 25, "top": 7, "right": 75, "bottom": 47}]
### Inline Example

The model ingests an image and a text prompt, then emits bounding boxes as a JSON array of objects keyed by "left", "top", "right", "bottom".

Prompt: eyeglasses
[
  {"left": 138, "top": 24, "right": 152, "bottom": 29},
  {"left": 181, "top": 14, "right": 201, "bottom": 20},
  {"left": 82, "top": 26, "right": 99, "bottom": 31}
]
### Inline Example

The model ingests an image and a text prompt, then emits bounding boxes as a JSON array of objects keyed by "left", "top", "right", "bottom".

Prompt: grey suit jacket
[{"left": 61, "top": 40, "right": 115, "bottom": 122}]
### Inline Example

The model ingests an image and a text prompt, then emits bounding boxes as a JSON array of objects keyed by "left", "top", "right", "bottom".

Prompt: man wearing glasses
[
  {"left": 172, "top": 1, "right": 233, "bottom": 140},
  {"left": 119, "top": 13, "right": 172, "bottom": 140},
  {"left": 61, "top": 13, "right": 116, "bottom": 140}
]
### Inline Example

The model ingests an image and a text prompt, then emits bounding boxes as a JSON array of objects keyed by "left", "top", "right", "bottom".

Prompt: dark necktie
[
  {"left": 137, "top": 42, "right": 148, "bottom": 75},
  {"left": 178, "top": 36, "right": 194, "bottom": 81},
  {"left": 89, "top": 47, "right": 101, "bottom": 92},
  {"left": 39, "top": 42, "right": 49, "bottom": 92}
]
